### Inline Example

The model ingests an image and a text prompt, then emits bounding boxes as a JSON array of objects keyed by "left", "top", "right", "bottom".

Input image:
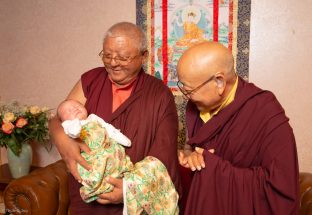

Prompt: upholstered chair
[{"left": 3, "top": 159, "right": 312, "bottom": 215}]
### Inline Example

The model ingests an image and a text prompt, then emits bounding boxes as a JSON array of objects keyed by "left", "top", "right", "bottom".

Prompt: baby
[{"left": 57, "top": 99, "right": 133, "bottom": 203}]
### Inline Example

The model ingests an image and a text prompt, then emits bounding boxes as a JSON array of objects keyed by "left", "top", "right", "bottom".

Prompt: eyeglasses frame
[
  {"left": 177, "top": 75, "right": 216, "bottom": 97},
  {"left": 98, "top": 50, "right": 143, "bottom": 66}
]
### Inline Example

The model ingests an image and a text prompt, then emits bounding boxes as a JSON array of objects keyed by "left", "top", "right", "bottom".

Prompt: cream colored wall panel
[
  {"left": 0, "top": 0, "right": 136, "bottom": 166},
  {"left": 249, "top": 0, "right": 312, "bottom": 172}
]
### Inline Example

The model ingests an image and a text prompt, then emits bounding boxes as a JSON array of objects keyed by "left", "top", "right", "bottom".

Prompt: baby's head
[{"left": 57, "top": 99, "right": 88, "bottom": 121}]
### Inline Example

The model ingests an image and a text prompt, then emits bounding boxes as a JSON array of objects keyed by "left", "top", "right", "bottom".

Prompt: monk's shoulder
[{"left": 81, "top": 67, "right": 106, "bottom": 82}]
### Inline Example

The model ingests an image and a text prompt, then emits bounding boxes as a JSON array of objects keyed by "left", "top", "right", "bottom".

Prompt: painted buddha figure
[{"left": 176, "top": 6, "right": 206, "bottom": 47}]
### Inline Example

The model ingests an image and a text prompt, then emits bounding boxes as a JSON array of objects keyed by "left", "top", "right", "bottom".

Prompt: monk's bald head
[
  {"left": 177, "top": 41, "right": 235, "bottom": 83},
  {"left": 104, "top": 22, "right": 147, "bottom": 52},
  {"left": 177, "top": 41, "right": 237, "bottom": 112}
]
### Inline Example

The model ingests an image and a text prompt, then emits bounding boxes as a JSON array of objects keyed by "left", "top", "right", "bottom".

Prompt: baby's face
[{"left": 60, "top": 101, "right": 88, "bottom": 121}]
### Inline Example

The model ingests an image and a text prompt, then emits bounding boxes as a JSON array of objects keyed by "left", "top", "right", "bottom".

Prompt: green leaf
[
  {"left": 15, "top": 128, "right": 23, "bottom": 134},
  {"left": 7, "top": 138, "right": 22, "bottom": 156}
]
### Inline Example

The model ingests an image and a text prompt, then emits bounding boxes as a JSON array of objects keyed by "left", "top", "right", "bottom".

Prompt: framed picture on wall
[{"left": 136, "top": 0, "right": 251, "bottom": 93}]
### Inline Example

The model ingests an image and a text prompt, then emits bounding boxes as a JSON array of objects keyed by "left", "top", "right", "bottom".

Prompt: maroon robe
[
  {"left": 69, "top": 67, "right": 182, "bottom": 214},
  {"left": 183, "top": 77, "right": 299, "bottom": 215}
]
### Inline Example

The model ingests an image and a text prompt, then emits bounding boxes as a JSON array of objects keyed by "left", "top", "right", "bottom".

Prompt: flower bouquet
[{"left": 0, "top": 101, "right": 52, "bottom": 156}]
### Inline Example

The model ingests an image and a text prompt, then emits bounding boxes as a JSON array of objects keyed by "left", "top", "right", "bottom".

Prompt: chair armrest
[
  {"left": 300, "top": 172, "right": 312, "bottom": 215},
  {"left": 4, "top": 160, "right": 69, "bottom": 215}
]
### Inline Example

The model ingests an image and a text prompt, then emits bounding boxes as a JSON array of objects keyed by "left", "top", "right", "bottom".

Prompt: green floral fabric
[
  {"left": 124, "top": 156, "right": 179, "bottom": 215},
  {"left": 77, "top": 121, "right": 179, "bottom": 215},
  {"left": 78, "top": 121, "right": 133, "bottom": 203}
]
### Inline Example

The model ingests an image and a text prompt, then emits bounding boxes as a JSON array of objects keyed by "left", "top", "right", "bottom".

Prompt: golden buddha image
[{"left": 175, "top": 5, "right": 207, "bottom": 47}]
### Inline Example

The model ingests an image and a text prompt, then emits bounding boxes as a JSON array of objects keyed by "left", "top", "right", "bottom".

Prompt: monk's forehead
[{"left": 178, "top": 49, "right": 216, "bottom": 77}]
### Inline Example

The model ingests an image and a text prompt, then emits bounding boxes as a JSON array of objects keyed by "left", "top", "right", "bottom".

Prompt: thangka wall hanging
[{"left": 136, "top": 0, "right": 251, "bottom": 93}]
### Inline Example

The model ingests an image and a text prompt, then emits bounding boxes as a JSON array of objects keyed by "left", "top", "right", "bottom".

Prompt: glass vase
[{"left": 7, "top": 142, "right": 33, "bottom": 178}]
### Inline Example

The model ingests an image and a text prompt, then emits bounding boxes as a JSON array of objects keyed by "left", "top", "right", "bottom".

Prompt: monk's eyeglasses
[
  {"left": 177, "top": 75, "right": 215, "bottom": 97},
  {"left": 99, "top": 50, "right": 142, "bottom": 66}
]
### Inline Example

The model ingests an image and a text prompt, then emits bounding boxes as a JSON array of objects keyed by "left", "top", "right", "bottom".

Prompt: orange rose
[
  {"left": 16, "top": 117, "right": 28, "bottom": 128},
  {"left": 2, "top": 122, "right": 15, "bottom": 134}
]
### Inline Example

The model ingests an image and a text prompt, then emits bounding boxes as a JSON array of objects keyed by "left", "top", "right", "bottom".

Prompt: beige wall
[
  {"left": 249, "top": 1, "right": 312, "bottom": 173},
  {"left": 0, "top": 0, "right": 136, "bottom": 166},
  {"left": 0, "top": 1, "right": 311, "bottom": 172}
]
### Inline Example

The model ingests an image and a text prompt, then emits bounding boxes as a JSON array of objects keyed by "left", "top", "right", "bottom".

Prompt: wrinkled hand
[
  {"left": 58, "top": 137, "right": 91, "bottom": 182},
  {"left": 179, "top": 147, "right": 215, "bottom": 171},
  {"left": 178, "top": 148, "right": 192, "bottom": 168},
  {"left": 97, "top": 177, "right": 123, "bottom": 204}
]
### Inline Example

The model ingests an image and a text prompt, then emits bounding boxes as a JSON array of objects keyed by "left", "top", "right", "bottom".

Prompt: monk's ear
[
  {"left": 216, "top": 79, "right": 223, "bottom": 87},
  {"left": 214, "top": 73, "right": 226, "bottom": 95},
  {"left": 141, "top": 50, "right": 149, "bottom": 64}
]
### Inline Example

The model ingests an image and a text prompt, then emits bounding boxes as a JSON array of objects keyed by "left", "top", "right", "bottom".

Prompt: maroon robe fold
[
  {"left": 183, "top": 77, "right": 299, "bottom": 215},
  {"left": 69, "top": 67, "right": 182, "bottom": 215}
]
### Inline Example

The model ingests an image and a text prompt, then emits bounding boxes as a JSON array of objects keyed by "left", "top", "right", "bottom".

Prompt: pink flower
[
  {"left": 2, "top": 122, "right": 15, "bottom": 134},
  {"left": 16, "top": 117, "right": 28, "bottom": 128}
]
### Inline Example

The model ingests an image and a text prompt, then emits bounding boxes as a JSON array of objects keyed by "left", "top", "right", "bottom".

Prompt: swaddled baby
[{"left": 57, "top": 99, "right": 133, "bottom": 203}]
